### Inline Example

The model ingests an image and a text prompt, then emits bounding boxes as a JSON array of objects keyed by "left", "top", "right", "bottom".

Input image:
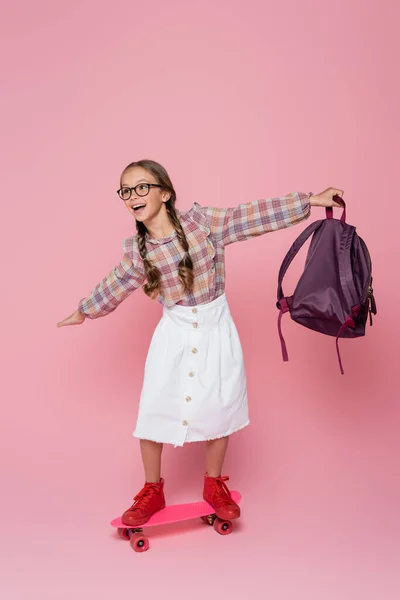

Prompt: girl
[{"left": 57, "top": 159, "right": 343, "bottom": 526}]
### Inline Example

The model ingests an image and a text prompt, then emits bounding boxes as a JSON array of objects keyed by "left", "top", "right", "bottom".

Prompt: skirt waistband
[{"left": 162, "top": 293, "right": 230, "bottom": 329}]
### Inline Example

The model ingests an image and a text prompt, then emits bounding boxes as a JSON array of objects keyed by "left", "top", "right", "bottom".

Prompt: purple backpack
[{"left": 276, "top": 196, "right": 377, "bottom": 374}]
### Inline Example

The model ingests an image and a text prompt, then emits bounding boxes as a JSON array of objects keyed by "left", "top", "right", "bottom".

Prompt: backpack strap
[
  {"left": 335, "top": 224, "right": 358, "bottom": 375},
  {"left": 276, "top": 219, "right": 325, "bottom": 361},
  {"left": 338, "top": 225, "right": 357, "bottom": 309},
  {"left": 335, "top": 315, "right": 356, "bottom": 375},
  {"left": 277, "top": 297, "right": 290, "bottom": 361},
  {"left": 277, "top": 219, "right": 325, "bottom": 302}
]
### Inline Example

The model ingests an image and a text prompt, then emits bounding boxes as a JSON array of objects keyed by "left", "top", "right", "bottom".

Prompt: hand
[
  {"left": 310, "top": 187, "right": 344, "bottom": 208},
  {"left": 57, "top": 310, "right": 86, "bottom": 327}
]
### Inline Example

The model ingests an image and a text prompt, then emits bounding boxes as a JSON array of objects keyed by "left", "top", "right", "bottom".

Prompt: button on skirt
[{"left": 133, "top": 293, "right": 249, "bottom": 447}]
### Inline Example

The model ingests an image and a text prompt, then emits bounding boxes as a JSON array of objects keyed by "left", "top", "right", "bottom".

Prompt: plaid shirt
[{"left": 78, "top": 192, "right": 312, "bottom": 317}]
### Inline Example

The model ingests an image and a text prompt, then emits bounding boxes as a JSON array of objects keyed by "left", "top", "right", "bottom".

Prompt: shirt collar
[{"left": 146, "top": 228, "right": 177, "bottom": 245}]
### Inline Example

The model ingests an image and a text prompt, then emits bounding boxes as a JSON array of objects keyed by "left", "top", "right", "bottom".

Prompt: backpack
[{"left": 276, "top": 196, "right": 377, "bottom": 374}]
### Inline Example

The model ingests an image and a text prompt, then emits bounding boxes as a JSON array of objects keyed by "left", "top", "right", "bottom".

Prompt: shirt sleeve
[
  {"left": 78, "top": 242, "right": 145, "bottom": 319},
  {"left": 197, "top": 192, "right": 313, "bottom": 246}
]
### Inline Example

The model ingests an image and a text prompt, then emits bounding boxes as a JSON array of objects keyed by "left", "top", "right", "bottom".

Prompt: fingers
[
  {"left": 57, "top": 319, "right": 69, "bottom": 327},
  {"left": 57, "top": 320, "right": 80, "bottom": 327},
  {"left": 56, "top": 312, "right": 85, "bottom": 327},
  {"left": 329, "top": 188, "right": 344, "bottom": 208}
]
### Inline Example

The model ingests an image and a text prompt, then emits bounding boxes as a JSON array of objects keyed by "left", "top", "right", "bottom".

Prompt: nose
[{"left": 131, "top": 189, "right": 145, "bottom": 203}]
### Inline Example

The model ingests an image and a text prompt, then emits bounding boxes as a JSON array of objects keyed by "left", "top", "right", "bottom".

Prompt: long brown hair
[{"left": 121, "top": 159, "right": 194, "bottom": 299}]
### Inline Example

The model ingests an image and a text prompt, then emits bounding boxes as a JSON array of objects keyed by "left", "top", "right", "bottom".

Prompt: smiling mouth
[{"left": 132, "top": 203, "right": 146, "bottom": 213}]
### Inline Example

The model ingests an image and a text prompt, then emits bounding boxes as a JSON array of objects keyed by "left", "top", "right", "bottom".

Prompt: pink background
[{"left": 2, "top": 1, "right": 399, "bottom": 598}]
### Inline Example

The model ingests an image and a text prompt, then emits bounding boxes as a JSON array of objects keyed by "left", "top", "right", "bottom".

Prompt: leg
[
  {"left": 205, "top": 436, "right": 229, "bottom": 477},
  {"left": 203, "top": 435, "right": 240, "bottom": 519},
  {"left": 122, "top": 440, "right": 164, "bottom": 526},
  {"left": 140, "top": 439, "right": 163, "bottom": 482}
]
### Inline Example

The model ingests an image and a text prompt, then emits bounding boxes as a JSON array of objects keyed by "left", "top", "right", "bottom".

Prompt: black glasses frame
[{"left": 117, "top": 183, "right": 162, "bottom": 200}]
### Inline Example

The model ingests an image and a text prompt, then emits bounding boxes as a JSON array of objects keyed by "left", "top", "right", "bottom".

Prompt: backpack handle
[{"left": 326, "top": 195, "right": 346, "bottom": 223}]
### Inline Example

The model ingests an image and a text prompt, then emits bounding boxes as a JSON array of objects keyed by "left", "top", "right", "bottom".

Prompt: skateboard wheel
[
  {"left": 201, "top": 514, "right": 216, "bottom": 526},
  {"left": 130, "top": 532, "right": 149, "bottom": 552},
  {"left": 213, "top": 518, "right": 233, "bottom": 535},
  {"left": 117, "top": 528, "right": 129, "bottom": 541}
]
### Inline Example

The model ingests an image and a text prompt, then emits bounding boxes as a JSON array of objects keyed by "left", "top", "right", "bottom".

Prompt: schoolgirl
[{"left": 57, "top": 159, "right": 343, "bottom": 526}]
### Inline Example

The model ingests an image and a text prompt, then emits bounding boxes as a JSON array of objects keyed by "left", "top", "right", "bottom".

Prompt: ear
[{"left": 161, "top": 192, "right": 171, "bottom": 203}]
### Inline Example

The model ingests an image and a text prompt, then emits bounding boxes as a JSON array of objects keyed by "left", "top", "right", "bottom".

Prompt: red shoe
[
  {"left": 203, "top": 473, "right": 241, "bottom": 520},
  {"left": 122, "top": 478, "right": 166, "bottom": 526}
]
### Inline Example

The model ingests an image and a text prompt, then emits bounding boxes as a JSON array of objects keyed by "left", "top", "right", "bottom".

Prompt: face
[{"left": 119, "top": 166, "right": 171, "bottom": 223}]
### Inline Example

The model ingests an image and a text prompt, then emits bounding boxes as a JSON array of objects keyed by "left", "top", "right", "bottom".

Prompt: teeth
[{"left": 133, "top": 204, "right": 146, "bottom": 210}]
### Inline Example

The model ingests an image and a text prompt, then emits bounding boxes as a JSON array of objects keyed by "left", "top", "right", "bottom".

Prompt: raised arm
[{"left": 196, "top": 192, "right": 313, "bottom": 246}]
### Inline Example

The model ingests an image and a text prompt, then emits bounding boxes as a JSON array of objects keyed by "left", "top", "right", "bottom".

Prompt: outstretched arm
[
  {"left": 198, "top": 191, "right": 313, "bottom": 246},
  {"left": 57, "top": 253, "right": 145, "bottom": 327}
]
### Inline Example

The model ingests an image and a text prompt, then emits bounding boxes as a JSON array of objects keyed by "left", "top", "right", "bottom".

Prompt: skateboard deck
[{"left": 111, "top": 490, "right": 241, "bottom": 552}]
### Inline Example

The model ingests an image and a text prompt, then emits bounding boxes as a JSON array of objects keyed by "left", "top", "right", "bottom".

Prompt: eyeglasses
[{"left": 117, "top": 183, "right": 162, "bottom": 201}]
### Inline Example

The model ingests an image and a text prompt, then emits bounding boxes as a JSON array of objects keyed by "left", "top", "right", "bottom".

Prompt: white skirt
[{"left": 133, "top": 293, "right": 249, "bottom": 447}]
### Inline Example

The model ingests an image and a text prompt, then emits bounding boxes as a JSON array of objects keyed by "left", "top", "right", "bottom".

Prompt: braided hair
[{"left": 121, "top": 159, "right": 194, "bottom": 299}]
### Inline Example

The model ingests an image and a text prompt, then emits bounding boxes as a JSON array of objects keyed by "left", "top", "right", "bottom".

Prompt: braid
[
  {"left": 167, "top": 201, "right": 194, "bottom": 293},
  {"left": 121, "top": 159, "right": 194, "bottom": 298},
  {"left": 136, "top": 221, "right": 162, "bottom": 299}
]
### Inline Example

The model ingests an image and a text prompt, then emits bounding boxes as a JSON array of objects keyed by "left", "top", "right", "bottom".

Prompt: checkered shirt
[{"left": 78, "top": 192, "right": 312, "bottom": 317}]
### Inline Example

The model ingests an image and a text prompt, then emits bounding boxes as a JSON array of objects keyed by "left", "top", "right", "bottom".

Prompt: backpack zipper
[{"left": 366, "top": 283, "right": 377, "bottom": 325}]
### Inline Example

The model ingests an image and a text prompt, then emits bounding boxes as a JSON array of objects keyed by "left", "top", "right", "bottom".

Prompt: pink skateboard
[{"left": 110, "top": 490, "right": 241, "bottom": 552}]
